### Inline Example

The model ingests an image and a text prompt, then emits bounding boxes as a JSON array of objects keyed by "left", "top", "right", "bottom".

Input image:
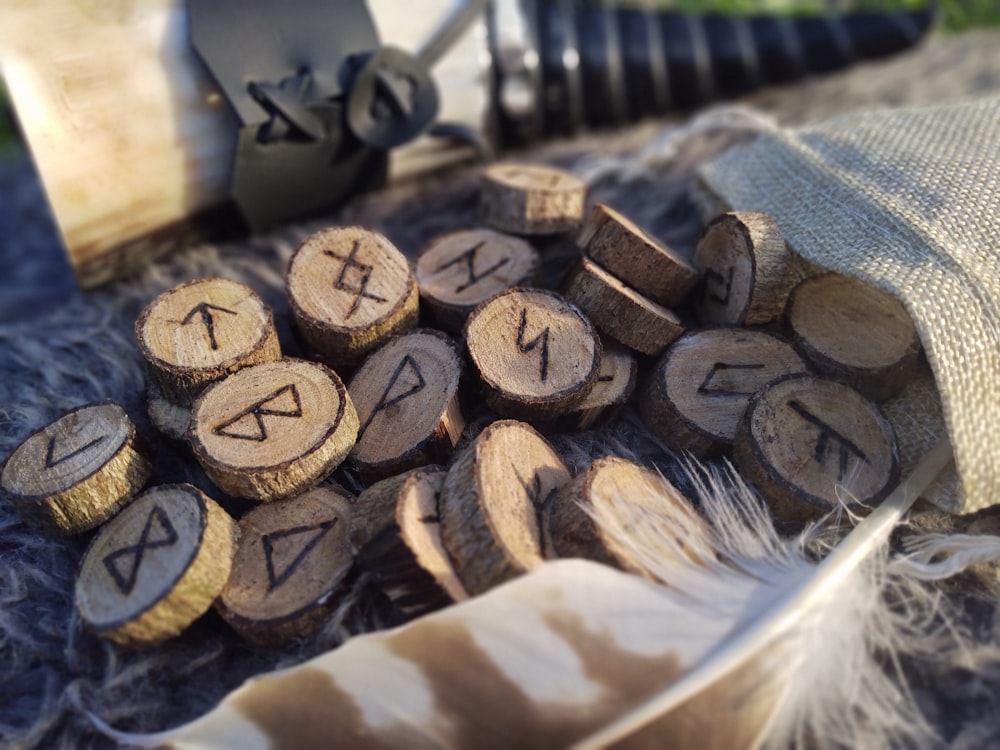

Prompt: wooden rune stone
[
  {"left": 563, "top": 257, "right": 685, "bottom": 356},
  {"left": 348, "top": 329, "right": 465, "bottom": 480},
  {"left": 785, "top": 273, "right": 921, "bottom": 402},
  {"left": 640, "top": 328, "right": 810, "bottom": 457},
  {"left": 357, "top": 467, "right": 469, "bottom": 619},
  {"left": 135, "top": 278, "right": 281, "bottom": 407},
  {"left": 287, "top": 226, "right": 419, "bottom": 367},
  {"left": 464, "top": 288, "right": 601, "bottom": 422},
  {"left": 216, "top": 484, "right": 355, "bottom": 647},
  {"left": 734, "top": 375, "right": 900, "bottom": 524},
  {"left": 75, "top": 484, "right": 238, "bottom": 648},
  {"left": 694, "top": 212, "right": 798, "bottom": 326},
  {"left": 478, "top": 161, "right": 587, "bottom": 235},
  {"left": 541, "top": 338, "right": 638, "bottom": 432},
  {"left": 188, "top": 360, "right": 359, "bottom": 502},
  {"left": 415, "top": 228, "right": 540, "bottom": 333},
  {"left": 1, "top": 401, "right": 152, "bottom": 535},
  {"left": 439, "top": 421, "right": 572, "bottom": 596},
  {"left": 578, "top": 203, "right": 699, "bottom": 308}
]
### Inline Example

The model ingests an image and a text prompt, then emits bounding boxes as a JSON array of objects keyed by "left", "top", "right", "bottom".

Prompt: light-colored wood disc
[
  {"left": 439, "top": 420, "right": 572, "bottom": 595},
  {"left": 464, "top": 288, "right": 601, "bottom": 422},
  {"left": 351, "top": 470, "right": 419, "bottom": 555},
  {"left": 135, "top": 278, "right": 281, "bottom": 406},
  {"left": 188, "top": 360, "right": 359, "bottom": 502},
  {"left": 358, "top": 467, "right": 468, "bottom": 619},
  {"left": 785, "top": 273, "right": 921, "bottom": 402},
  {"left": 640, "top": 328, "right": 810, "bottom": 457},
  {"left": 287, "top": 226, "right": 419, "bottom": 368},
  {"left": 545, "top": 456, "right": 709, "bottom": 573},
  {"left": 415, "top": 228, "right": 540, "bottom": 333},
  {"left": 1, "top": 401, "right": 151, "bottom": 535},
  {"left": 75, "top": 483, "right": 238, "bottom": 648},
  {"left": 694, "top": 212, "right": 797, "bottom": 326},
  {"left": 348, "top": 330, "right": 465, "bottom": 480},
  {"left": 216, "top": 484, "right": 355, "bottom": 647},
  {"left": 478, "top": 161, "right": 587, "bottom": 235},
  {"left": 563, "top": 257, "right": 685, "bottom": 356},
  {"left": 146, "top": 377, "right": 191, "bottom": 441},
  {"left": 578, "top": 203, "right": 698, "bottom": 307},
  {"left": 541, "top": 338, "right": 638, "bottom": 432},
  {"left": 734, "top": 375, "right": 900, "bottom": 524}
]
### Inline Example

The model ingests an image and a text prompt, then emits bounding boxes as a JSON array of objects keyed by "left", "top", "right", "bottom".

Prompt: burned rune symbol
[
  {"left": 787, "top": 400, "right": 871, "bottom": 481},
  {"left": 357, "top": 355, "right": 427, "bottom": 440},
  {"left": 212, "top": 384, "right": 303, "bottom": 442},
  {"left": 516, "top": 308, "right": 551, "bottom": 383},
  {"left": 434, "top": 240, "right": 510, "bottom": 294},
  {"left": 103, "top": 505, "right": 179, "bottom": 595},
  {"left": 324, "top": 241, "right": 388, "bottom": 319},
  {"left": 697, "top": 362, "right": 766, "bottom": 397},
  {"left": 262, "top": 519, "right": 338, "bottom": 591},
  {"left": 514, "top": 466, "right": 558, "bottom": 558},
  {"left": 44, "top": 433, "right": 106, "bottom": 469},
  {"left": 704, "top": 267, "right": 734, "bottom": 306},
  {"left": 181, "top": 302, "right": 238, "bottom": 350}
]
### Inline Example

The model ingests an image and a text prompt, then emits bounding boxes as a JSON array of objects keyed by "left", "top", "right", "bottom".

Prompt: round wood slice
[
  {"left": 348, "top": 329, "right": 465, "bottom": 480},
  {"left": 785, "top": 273, "right": 921, "bottom": 402},
  {"left": 563, "top": 257, "right": 685, "bottom": 356},
  {"left": 188, "top": 360, "right": 359, "bottom": 502},
  {"left": 540, "top": 338, "right": 638, "bottom": 432},
  {"left": 287, "top": 226, "right": 419, "bottom": 367},
  {"left": 640, "top": 328, "right": 811, "bottom": 457},
  {"left": 545, "top": 456, "right": 708, "bottom": 573},
  {"left": 415, "top": 228, "right": 540, "bottom": 333},
  {"left": 351, "top": 470, "right": 418, "bottom": 555},
  {"left": 478, "top": 161, "right": 587, "bottom": 235},
  {"left": 694, "top": 212, "right": 797, "bottom": 326},
  {"left": 734, "top": 375, "right": 900, "bottom": 524},
  {"left": 578, "top": 203, "right": 698, "bottom": 307},
  {"left": 465, "top": 288, "right": 601, "bottom": 422},
  {"left": 439, "top": 420, "right": 572, "bottom": 595},
  {"left": 215, "top": 484, "right": 355, "bottom": 647},
  {"left": 1, "top": 401, "right": 152, "bottom": 535},
  {"left": 135, "top": 278, "right": 281, "bottom": 406},
  {"left": 75, "top": 483, "right": 238, "bottom": 648}
]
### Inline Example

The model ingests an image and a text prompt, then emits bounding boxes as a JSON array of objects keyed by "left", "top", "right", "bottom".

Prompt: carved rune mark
[
  {"left": 787, "top": 400, "right": 871, "bottom": 480},
  {"left": 44, "top": 433, "right": 106, "bottom": 469},
  {"left": 212, "top": 384, "right": 303, "bottom": 442},
  {"left": 513, "top": 466, "right": 558, "bottom": 558},
  {"left": 697, "top": 362, "right": 766, "bottom": 397},
  {"left": 103, "top": 505, "right": 179, "bottom": 595},
  {"left": 516, "top": 308, "right": 551, "bottom": 383},
  {"left": 704, "top": 267, "right": 734, "bottom": 306},
  {"left": 357, "top": 355, "right": 427, "bottom": 440},
  {"left": 262, "top": 519, "right": 338, "bottom": 592},
  {"left": 433, "top": 240, "right": 511, "bottom": 294},
  {"left": 181, "top": 302, "right": 238, "bottom": 350},
  {"left": 324, "top": 241, "right": 388, "bottom": 319}
]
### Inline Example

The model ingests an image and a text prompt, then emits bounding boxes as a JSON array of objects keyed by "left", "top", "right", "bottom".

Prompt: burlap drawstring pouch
[{"left": 697, "top": 96, "right": 1000, "bottom": 514}]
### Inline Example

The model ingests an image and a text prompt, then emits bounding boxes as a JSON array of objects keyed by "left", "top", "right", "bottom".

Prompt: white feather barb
[{"left": 93, "top": 437, "right": 954, "bottom": 750}]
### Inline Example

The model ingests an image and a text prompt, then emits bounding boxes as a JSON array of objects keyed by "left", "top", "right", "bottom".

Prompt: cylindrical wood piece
[
  {"left": 478, "top": 162, "right": 587, "bottom": 235},
  {"left": 1, "top": 401, "right": 152, "bottom": 535}
]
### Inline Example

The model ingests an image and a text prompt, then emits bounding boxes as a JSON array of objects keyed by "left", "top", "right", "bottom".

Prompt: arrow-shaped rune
[{"left": 181, "top": 302, "right": 238, "bottom": 350}]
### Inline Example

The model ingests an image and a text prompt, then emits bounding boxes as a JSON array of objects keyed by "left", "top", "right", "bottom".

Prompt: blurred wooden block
[
  {"left": 640, "top": 328, "right": 810, "bottom": 457},
  {"left": 564, "top": 257, "right": 685, "bottom": 356},
  {"left": 439, "top": 420, "right": 572, "bottom": 595},
  {"left": 478, "top": 162, "right": 587, "bottom": 235},
  {"left": 188, "top": 360, "right": 359, "bottom": 501},
  {"left": 734, "top": 375, "right": 900, "bottom": 524},
  {"left": 216, "top": 484, "right": 355, "bottom": 647},
  {"left": 415, "top": 228, "right": 539, "bottom": 333},
  {"left": 785, "top": 273, "right": 921, "bottom": 402},
  {"left": 348, "top": 330, "right": 465, "bottom": 480},
  {"left": 465, "top": 288, "right": 601, "bottom": 422},
  {"left": 287, "top": 227, "right": 419, "bottom": 368},
  {"left": 75, "top": 483, "right": 238, "bottom": 648},
  {"left": 578, "top": 203, "right": 698, "bottom": 307},
  {"left": 1, "top": 401, "right": 151, "bottom": 535},
  {"left": 694, "top": 212, "right": 797, "bottom": 326}
]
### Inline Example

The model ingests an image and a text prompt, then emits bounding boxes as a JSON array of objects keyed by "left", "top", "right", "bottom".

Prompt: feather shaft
[{"left": 573, "top": 435, "right": 954, "bottom": 750}]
